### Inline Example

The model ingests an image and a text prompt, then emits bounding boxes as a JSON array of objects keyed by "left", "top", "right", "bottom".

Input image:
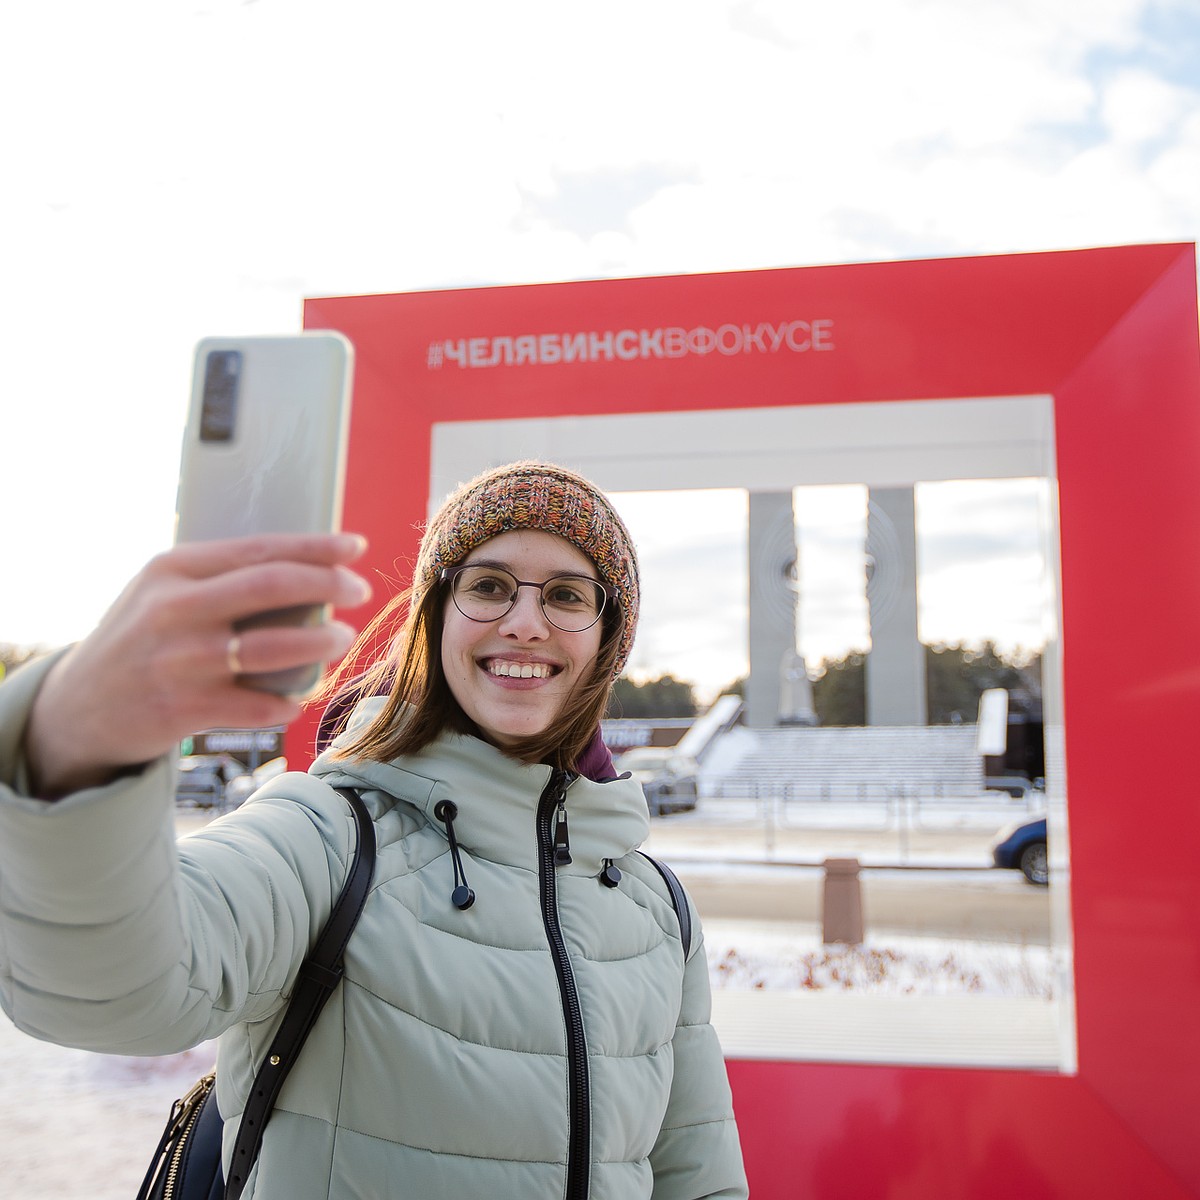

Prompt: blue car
[{"left": 991, "top": 816, "right": 1049, "bottom": 885}]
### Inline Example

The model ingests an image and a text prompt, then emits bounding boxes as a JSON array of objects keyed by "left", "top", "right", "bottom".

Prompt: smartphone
[{"left": 176, "top": 332, "right": 354, "bottom": 696}]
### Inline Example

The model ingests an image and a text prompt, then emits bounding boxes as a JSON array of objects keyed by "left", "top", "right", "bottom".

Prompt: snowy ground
[
  {"left": 0, "top": 1018, "right": 217, "bottom": 1200},
  {"left": 705, "top": 925, "right": 1054, "bottom": 998}
]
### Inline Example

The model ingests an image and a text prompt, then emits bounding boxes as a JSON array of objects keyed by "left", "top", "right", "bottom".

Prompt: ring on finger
[{"left": 227, "top": 634, "right": 244, "bottom": 676}]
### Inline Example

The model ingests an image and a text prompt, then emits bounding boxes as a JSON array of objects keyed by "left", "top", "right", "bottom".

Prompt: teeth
[{"left": 489, "top": 661, "right": 552, "bottom": 679}]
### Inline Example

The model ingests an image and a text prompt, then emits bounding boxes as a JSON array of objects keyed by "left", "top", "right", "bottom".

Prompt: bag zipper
[
  {"left": 162, "top": 1071, "right": 216, "bottom": 1200},
  {"left": 536, "top": 769, "right": 590, "bottom": 1200}
]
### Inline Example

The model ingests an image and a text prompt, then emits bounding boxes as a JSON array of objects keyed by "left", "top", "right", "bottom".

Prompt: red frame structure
[{"left": 304, "top": 244, "right": 1200, "bottom": 1197}]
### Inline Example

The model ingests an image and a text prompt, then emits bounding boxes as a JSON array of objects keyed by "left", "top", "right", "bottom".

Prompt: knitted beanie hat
[{"left": 413, "top": 461, "right": 640, "bottom": 676}]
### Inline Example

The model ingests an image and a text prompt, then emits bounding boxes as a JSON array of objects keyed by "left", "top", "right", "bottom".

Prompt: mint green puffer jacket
[{"left": 0, "top": 660, "right": 746, "bottom": 1199}]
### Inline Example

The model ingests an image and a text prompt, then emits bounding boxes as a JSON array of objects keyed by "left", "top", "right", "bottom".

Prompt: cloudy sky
[
  {"left": 2, "top": 0, "right": 1196, "bottom": 695},
  {"left": 611, "top": 479, "right": 1052, "bottom": 698}
]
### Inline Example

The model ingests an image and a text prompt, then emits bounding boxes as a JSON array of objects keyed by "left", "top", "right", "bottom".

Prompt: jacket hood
[
  {"left": 315, "top": 673, "right": 618, "bottom": 780},
  {"left": 310, "top": 696, "right": 650, "bottom": 875}
]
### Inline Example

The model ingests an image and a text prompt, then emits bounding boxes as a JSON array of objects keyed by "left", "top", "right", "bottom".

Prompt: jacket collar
[{"left": 311, "top": 697, "right": 649, "bottom": 873}]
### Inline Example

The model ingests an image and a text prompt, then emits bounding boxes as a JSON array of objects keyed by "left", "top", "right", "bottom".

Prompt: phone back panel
[{"left": 176, "top": 333, "right": 353, "bottom": 544}]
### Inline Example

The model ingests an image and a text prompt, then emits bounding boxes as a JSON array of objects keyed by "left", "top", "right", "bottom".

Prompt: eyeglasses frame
[{"left": 439, "top": 563, "right": 617, "bottom": 634}]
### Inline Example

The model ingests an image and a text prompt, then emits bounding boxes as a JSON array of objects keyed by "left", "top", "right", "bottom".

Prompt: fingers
[
  {"left": 169, "top": 531, "right": 368, "bottom": 579},
  {"left": 22, "top": 535, "right": 374, "bottom": 797},
  {"left": 221, "top": 620, "right": 358, "bottom": 686},
  {"left": 185, "top": 686, "right": 307, "bottom": 736},
  {"left": 143, "top": 535, "right": 373, "bottom": 632},
  {"left": 179, "top": 561, "right": 373, "bottom": 628}
]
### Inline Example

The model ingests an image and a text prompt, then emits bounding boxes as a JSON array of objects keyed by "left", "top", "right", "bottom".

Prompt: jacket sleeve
[
  {"left": 650, "top": 899, "right": 749, "bottom": 1199},
  {"left": 0, "top": 652, "right": 355, "bottom": 1056}
]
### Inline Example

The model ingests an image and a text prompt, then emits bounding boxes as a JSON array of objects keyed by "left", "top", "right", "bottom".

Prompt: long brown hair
[{"left": 315, "top": 570, "right": 622, "bottom": 772}]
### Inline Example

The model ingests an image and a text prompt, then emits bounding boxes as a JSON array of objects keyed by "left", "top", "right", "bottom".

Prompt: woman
[{"left": 0, "top": 461, "right": 747, "bottom": 1199}]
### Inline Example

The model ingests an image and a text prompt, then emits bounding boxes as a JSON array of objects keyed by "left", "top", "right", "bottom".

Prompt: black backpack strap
[
  {"left": 224, "top": 787, "right": 375, "bottom": 1200},
  {"left": 637, "top": 851, "right": 692, "bottom": 960}
]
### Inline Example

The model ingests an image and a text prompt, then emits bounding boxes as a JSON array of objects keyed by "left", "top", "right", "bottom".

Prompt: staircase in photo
[{"left": 702, "top": 724, "right": 985, "bottom": 801}]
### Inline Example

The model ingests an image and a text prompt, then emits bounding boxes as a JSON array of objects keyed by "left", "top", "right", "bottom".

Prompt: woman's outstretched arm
[{"left": 22, "top": 531, "right": 370, "bottom": 798}]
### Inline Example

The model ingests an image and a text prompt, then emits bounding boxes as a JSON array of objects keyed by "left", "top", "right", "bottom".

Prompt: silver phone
[{"left": 176, "top": 332, "right": 354, "bottom": 695}]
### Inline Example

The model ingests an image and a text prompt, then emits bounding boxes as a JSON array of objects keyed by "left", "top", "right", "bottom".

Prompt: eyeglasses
[{"left": 441, "top": 564, "right": 613, "bottom": 633}]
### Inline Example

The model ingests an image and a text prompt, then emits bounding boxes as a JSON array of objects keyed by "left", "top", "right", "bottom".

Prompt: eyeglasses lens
[{"left": 450, "top": 566, "right": 605, "bottom": 632}]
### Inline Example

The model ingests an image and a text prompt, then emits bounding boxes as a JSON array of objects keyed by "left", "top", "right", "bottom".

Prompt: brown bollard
[{"left": 822, "top": 857, "right": 864, "bottom": 945}]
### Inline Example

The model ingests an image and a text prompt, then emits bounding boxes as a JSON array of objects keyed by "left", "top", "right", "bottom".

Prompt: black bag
[{"left": 136, "top": 788, "right": 375, "bottom": 1200}]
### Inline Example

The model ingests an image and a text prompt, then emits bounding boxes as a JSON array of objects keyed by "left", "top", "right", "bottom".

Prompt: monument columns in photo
[
  {"left": 746, "top": 490, "right": 815, "bottom": 728},
  {"left": 866, "top": 486, "right": 926, "bottom": 726}
]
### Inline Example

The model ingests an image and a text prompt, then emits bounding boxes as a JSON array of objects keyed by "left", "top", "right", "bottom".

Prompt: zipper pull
[
  {"left": 554, "top": 800, "right": 572, "bottom": 866},
  {"left": 166, "top": 1071, "right": 216, "bottom": 1137}
]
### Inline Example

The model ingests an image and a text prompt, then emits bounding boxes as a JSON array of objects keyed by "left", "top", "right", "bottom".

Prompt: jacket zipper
[{"left": 536, "top": 768, "right": 590, "bottom": 1200}]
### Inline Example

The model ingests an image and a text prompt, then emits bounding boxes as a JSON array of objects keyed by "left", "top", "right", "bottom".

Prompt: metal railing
[{"left": 691, "top": 776, "right": 1038, "bottom": 856}]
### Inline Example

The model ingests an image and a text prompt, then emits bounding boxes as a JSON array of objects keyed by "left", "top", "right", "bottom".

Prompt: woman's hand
[{"left": 23, "top": 532, "right": 371, "bottom": 798}]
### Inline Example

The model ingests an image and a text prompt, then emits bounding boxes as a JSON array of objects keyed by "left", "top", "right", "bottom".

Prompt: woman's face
[{"left": 440, "top": 529, "right": 605, "bottom": 748}]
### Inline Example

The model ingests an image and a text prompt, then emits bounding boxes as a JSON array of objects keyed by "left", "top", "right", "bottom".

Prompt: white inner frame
[
  {"left": 430, "top": 396, "right": 1075, "bottom": 1072},
  {"left": 430, "top": 395, "right": 1056, "bottom": 496}
]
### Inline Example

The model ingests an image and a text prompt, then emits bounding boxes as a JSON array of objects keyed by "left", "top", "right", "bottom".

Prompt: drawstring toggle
[{"left": 434, "top": 799, "right": 476, "bottom": 910}]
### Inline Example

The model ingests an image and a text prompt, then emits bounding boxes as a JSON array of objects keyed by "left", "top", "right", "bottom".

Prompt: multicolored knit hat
[{"left": 413, "top": 461, "right": 640, "bottom": 676}]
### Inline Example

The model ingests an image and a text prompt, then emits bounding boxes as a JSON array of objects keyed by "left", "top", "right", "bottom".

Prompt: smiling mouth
[{"left": 487, "top": 660, "right": 556, "bottom": 679}]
